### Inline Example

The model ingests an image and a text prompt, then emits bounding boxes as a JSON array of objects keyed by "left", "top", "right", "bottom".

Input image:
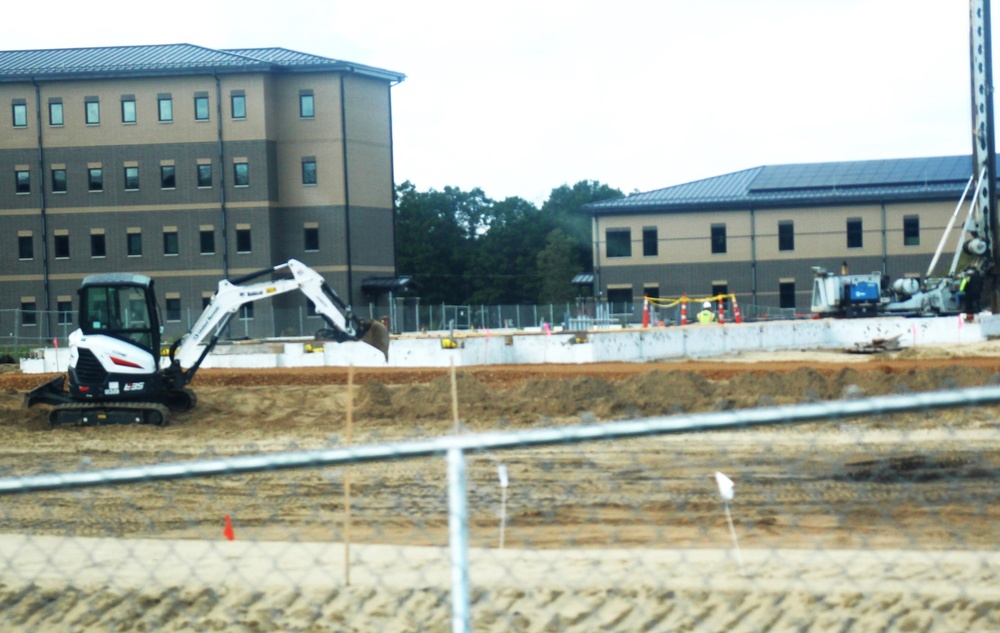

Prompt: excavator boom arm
[{"left": 171, "top": 259, "right": 387, "bottom": 375}]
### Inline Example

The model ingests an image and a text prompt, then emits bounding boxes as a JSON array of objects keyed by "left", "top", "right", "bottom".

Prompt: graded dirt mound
[{"left": 342, "top": 362, "right": 1000, "bottom": 425}]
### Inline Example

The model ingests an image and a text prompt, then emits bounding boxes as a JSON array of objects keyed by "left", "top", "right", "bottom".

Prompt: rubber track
[{"left": 50, "top": 402, "right": 171, "bottom": 427}]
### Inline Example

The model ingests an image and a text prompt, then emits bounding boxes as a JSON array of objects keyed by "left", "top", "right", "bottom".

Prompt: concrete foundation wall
[{"left": 21, "top": 314, "right": 996, "bottom": 373}]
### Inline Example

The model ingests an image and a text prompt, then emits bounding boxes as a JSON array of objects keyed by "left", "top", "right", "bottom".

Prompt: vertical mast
[{"left": 971, "top": 0, "right": 999, "bottom": 308}]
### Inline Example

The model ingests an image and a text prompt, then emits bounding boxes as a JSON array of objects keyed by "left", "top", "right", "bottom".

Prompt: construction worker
[
  {"left": 697, "top": 301, "right": 717, "bottom": 323},
  {"left": 959, "top": 268, "right": 983, "bottom": 314}
]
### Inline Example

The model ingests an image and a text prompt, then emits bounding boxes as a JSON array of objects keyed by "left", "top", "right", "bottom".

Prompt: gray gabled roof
[
  {"left": 584, "top": 155, "right": 976, "bottom": 215},
  {"left": 0, "top": 44, "right": 404, "bottom": 83}
]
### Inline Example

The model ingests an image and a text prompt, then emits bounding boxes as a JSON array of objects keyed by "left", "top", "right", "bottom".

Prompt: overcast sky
[{"left": 10, "top": 0, "right": 989, "bottom": 203}]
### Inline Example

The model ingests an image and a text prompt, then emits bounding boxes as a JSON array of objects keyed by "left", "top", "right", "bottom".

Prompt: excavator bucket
[{"left": 358, "top": 319, "right": 390, "bottom": 360}]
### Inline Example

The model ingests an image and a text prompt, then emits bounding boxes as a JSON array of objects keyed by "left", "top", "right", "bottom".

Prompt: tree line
[{"left": 395, "top": 180, "right": 622, "bottom": 305}]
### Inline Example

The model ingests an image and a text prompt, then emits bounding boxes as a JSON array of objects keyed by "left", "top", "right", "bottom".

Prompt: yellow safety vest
[{"left": 697, "top": 309, "right": 716, "bottom": 323}]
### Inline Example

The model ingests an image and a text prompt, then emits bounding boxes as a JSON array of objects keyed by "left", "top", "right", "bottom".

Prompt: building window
[
  {"left": 903, "top": 215, "right": 920, "bottom": 246},
  {"left": 124, "top": 166, "right": 139, "bottom": 191},
  {"left": 121, "top": 98, "right": 136, "bottom": 123},
  {"left": 194, "top": 95, "right": 210, "bottom": 121},
  {"left": 605, "top": 229, "right": 631, "bottom": 258},
  {"left": 52, "top": 168, "right": 67, "bottom": 193},
  {"left": 236, "top": 227, "right": 252, "bottom": 253},
  {"left": 54, "top": 234, "right": 69, "bottom": 259},
  {"left": 711, "top": 283, "right": 730, "bottom": 311},
  {"left": 165, "top": 298, "right": 182, "bottom": 322},
  {"left": 779, "top": 281, "right": 797, "bottom": 310},
  {"left": 200, "top": 228, "right": 215, "bottom": 254},
  {"left": 127, "top": 232, "right": 142, "bottom": 257},
  {"left": 91, "top": 233, "right": 106, "bottom": 258},
  {"left": 231, "top": 93, "right": 246, "bottom": 119},
  {"left": 88, "top": 168, "right": 103, "bottom": 192},
  {"left": 641, "top": 227, "right": 658, "bottom": 257},
  {"left": 846, "top": 218, "right": 863, "bottom": 249},
  {"left": 158, "top": 97, "right": 173, "bottom": 122},
  {"left": 163, "top": 229, "right": 179, "bottom": 256},
  {"left": 299, "top": 92, "right": 314, "bottom": 118},
  {"left": 197, "top": 164, "right": 212, "bottom": 188},
  {"left": 160, "top": 165, "right": 176, "bottom": 189},
  {"left": 605, "top": 288, "right": 633, "bottom": 313},
  {"left": 18, "top": 234, "right": 33, "bottom": 260},
  {"left": 12, "top": 103, "right": 27, "bottom": 128},
  {"left": 711, "top": 224, "right": 727, "bottom": 254},
  {"left": 233, "top": 162, "right": 249, "bottom": 187},
  {"left": 57, "top": 300, "right": 73, "bottom": 326},
  {"left": 778, "top": 221, "right": 795, "bottom": 251},
  {"left": 85, "top": 99, "right": 100, "bottom": 125},
  {"left": 49, "top": 102, "right": 63, "bottom": 126},
  {"left": 302, "top": 159, "right": 317, "bottom": 185},
  {"left": 20, "top": 301, "right": 37, "bottom": 326},
  {"left": 304, "top": 226, "right": 319, "bottom": 251},
  {"left": 239, "top": 303, "right": 254, "bottom": 320},
  {"left": 15, "top": 170, "right": 30, "bottom": 194}
]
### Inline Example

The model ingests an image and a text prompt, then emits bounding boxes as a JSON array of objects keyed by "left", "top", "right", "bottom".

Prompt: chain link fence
[{"left": 0, "top": 382, "right": 998, "bottom": 631}]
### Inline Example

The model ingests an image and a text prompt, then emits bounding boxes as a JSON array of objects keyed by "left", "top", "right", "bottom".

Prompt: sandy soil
[{"left": 0, "top": 343, "right": 998, "bottom": 631}]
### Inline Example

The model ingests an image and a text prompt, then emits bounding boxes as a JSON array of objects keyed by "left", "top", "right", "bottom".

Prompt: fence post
[{"left": 447, "top": 447, "right": 470, "bottom": 633}]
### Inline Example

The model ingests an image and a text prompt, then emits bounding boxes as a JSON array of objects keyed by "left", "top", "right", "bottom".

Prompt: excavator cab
[
  {"left": 67, "top": 274, "right": 165, "bottom": 405},
  {"left": 79, "top": 274, "right": 161, "bottom": 353}
]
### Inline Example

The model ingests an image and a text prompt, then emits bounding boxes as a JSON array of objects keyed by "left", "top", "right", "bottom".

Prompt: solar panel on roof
[{"left": 749, "top": 156, "right": 970, "bottom": 192}]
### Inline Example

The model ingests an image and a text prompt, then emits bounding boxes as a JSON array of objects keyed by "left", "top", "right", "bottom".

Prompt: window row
[
  {"left": 10, "top": 90, "right": 317, "bottom": 129},
  {"left": 5, "top": 158, "right": 321, "bottom": 195},
  {"left": 604, "top": 215, "right": 922, "bottom": 258},
  {"left": 16, "top": 294, "right": 260, "bottom": 327},
  {"left": 16, "top": 224, "right": 321, "bottom": 260}
]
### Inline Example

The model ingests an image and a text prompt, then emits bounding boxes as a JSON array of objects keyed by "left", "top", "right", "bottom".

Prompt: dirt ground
[{"left": 0, "top": 343, "right": 998, "bottom": 630}]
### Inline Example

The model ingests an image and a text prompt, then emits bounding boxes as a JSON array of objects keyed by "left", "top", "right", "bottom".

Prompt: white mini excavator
[{"left": 25, "top": 259, "right": 389, "bottom": 426}]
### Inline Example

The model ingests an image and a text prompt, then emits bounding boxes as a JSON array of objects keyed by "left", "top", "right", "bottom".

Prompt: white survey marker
[
  {"left": 715, "top": 471, "right": 735, "bottom": 501},
  {"left": 497, "top": 464, "right": 509, "bottom": 488},
  {"left": 714, "top": 470, "right": 746, "bottom": 576}
]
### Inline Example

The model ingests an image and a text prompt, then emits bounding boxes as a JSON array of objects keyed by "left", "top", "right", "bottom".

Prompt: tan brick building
[
  {"left": 583, "top": 156, "right": 973, "bottom": 316},
  {"left": 0, "top": 44, "right": 403, "bottom": 340}
]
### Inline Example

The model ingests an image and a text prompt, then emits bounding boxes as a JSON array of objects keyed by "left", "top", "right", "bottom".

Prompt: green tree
[
  {"left": 466, "top": 197, "right": 553, "bottom": 304},
  {"left": 541, "top": 180, "right": 623, "bottom": 270},
  {"left": 395, "top": 179, "right": 624, "bottom": 305},
  {"left": 536, "top": 228, "right": 580, "bottom": 304},
  {"left": 395, "top": 181, "right": 471, "bottom": 304}
]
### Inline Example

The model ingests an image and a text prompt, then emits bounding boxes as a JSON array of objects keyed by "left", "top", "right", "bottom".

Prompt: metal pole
[
  {"left": 447, "top": 447, "right": 470, "bottom": 633},
  {"left": 971, "top": 0, "right": 999, "bottom": 307}
]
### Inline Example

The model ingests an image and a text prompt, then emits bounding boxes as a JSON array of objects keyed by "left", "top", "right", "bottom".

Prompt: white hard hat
[{"left": 703, "top": 301, "right": 712, "bottom": 309}]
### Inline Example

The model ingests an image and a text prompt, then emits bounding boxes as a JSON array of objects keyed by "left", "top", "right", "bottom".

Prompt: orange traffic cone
[
  {"left": 642, "top": 298, "right": 650, "bottom": 328},
  {"left": 732, "top": 295, "right": 743, "bottom": 323},
  {"left": 717, "top": 299, "right": 725, "bottom": 324},
  {"left": 680, "top": 295, "right": 688, "bottom": 325},
  {"left": 223, "top": 514, "right": 235, "bottom": 541}
]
